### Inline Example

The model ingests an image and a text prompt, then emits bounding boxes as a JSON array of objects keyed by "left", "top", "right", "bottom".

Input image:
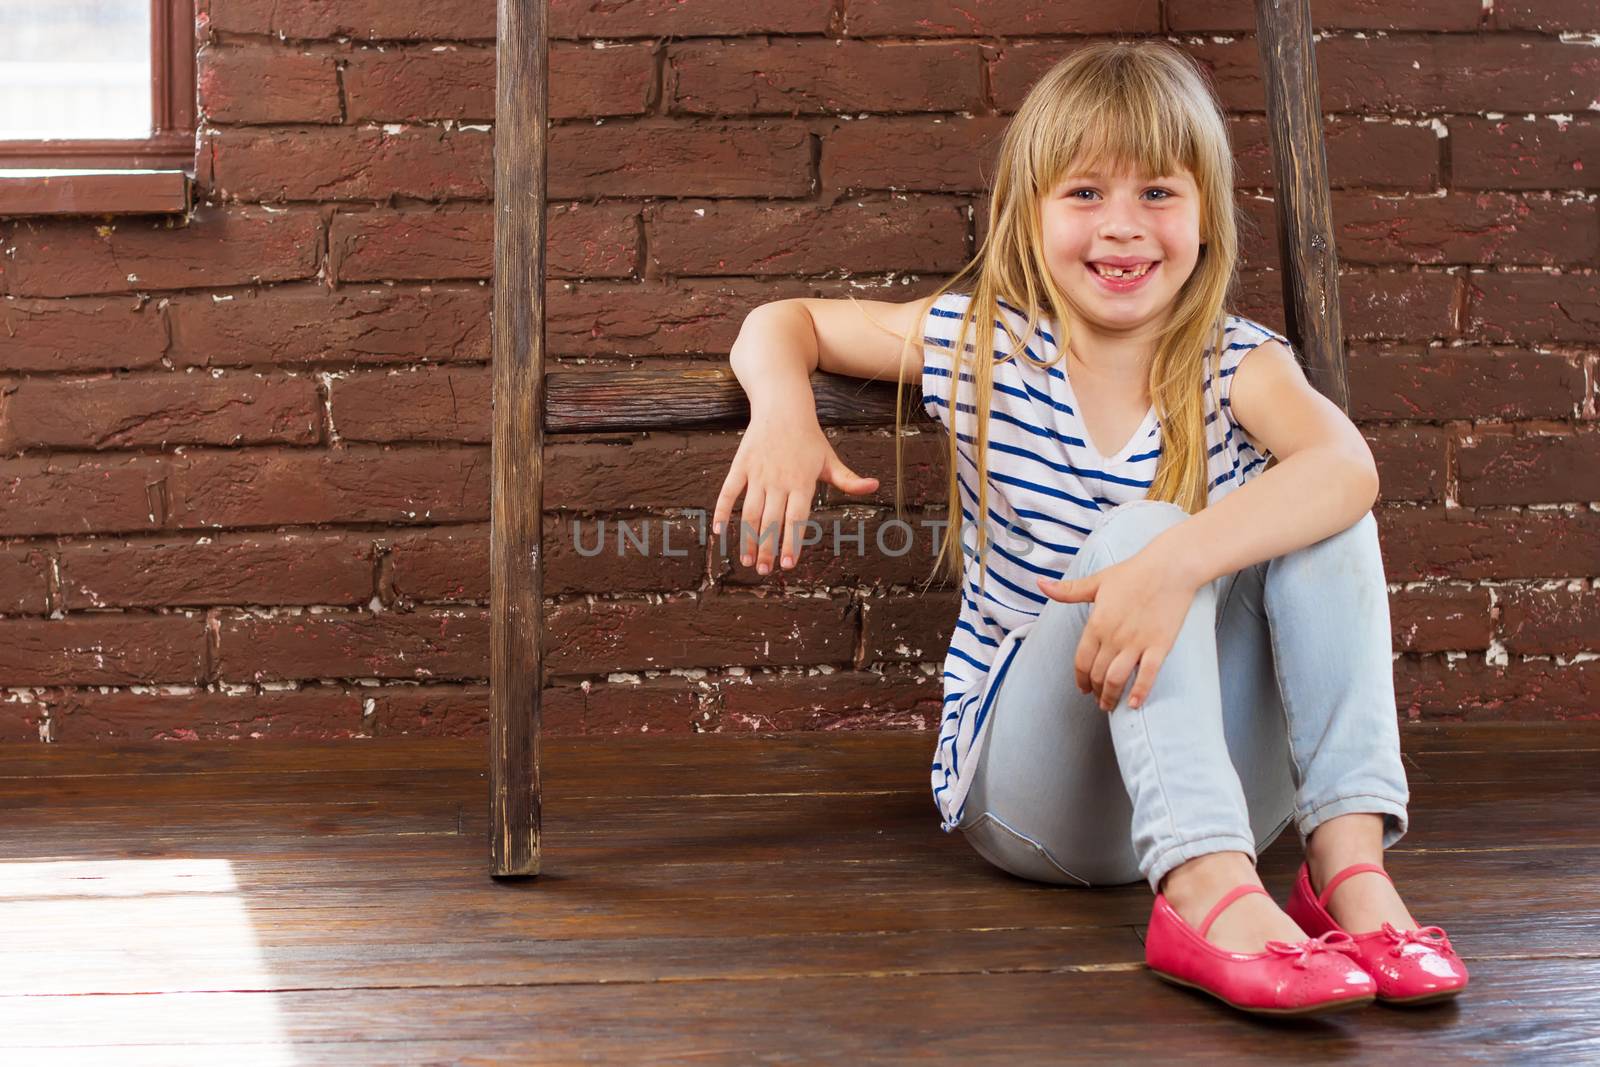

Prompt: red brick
[
  {"left": 1494, "top": 0, "right": 1600, "bottom": 31},
  {"left": 861, "top": 589, "right": 959, "bottom": 664},
  {"left": 1314, "top": 37, "right": 1600, "bottom": 114},
  {"left": 1231, "top": 116, "right": 1441, "bottom": 191},
  {"left": 0, "top": 696, "right": 44, "bottom": 742},
  {"left": 342, "top": 47, "right": 495, "bottom": 122},
  {"left": 823, "top": 116, "right": 1009, "bottom": 196},
  {"left": 552, "top": 122, "right": 814, "bottom": 199},
  {"left": 553, "top": 0, "right": 831, "bottom": 38},
  {"left": 1499, "top": 585, "right": 1600, "bottom": 654},
  {"left": 1350, "top": 347, "right": 1583, "bottom": 421},
  {"left": 541, "top": 430, "right": 942, "bottom": 515},
  {"left": 649, "top": 196, "right": 967, "bottom": 276},
  {"left": 989, "top": 39, "right": 1207, "bottom": 112},
  {"left": 1467, "top": 272, "right": 1600, "bottom": 344},
  {"left": 197, "top": 44, "right": 340, "bottom": 124},
  {"left": 0, "top": 547, "right": 50, "bottom": 614},
  {"left": 1232, "top": 269, "right": 1460, "bottom": 342},
  {"left": 1333, "top": 192, "right": 1595, "bottom": 267},
  {"left": 206, "top": 0, "right": 498, "bottom": 39},
  {"left": 0, "top": 297, "right": 168, "bottom": 373},
  {"left": 47, "top": 686, "right": 366, "bottom": 740},
  {"left": 167, "top": 285, "right": 490, "bottom": 368},
  {"left": 209, "top": 0, "right": 834, "bottom": 40},
  {"left": 717, "top": 506, "right": 955, "bottom": 591},
  {"left": 58, "top": 532, "right": 374, "bottom": 609},
  {"left": 0, "top": 371, "right": 320, "bottom": 452},
  {"left": 1457, "top": 429, "right": 1600, "bottom": 505},
  {"left": 816, "top": 429, "right": 952, "bottom": 511},
  {"left": 1450, "top": 117, "right": 1599, "bottom": 191},
  {"left": 668, "top": 39, "right": 984, "bottom": 116},
  {"left": 1395, "top": 655, "right": 1600, "bottom": 721},
  {"left": 1004, "top": 37, "right": 1597, "bottom": 116},
  {"left": 330, "top": 365, "right": 490, "bottom": 442},
  {"left": 556, "top": 515, "right": 712, "bottom": 594},
  {"left": 329, "top": 207, "right": 493, "bottom": 283},
  {"left": 1239, "top": 192, "right": 1592, "bottom": 270},
  {"left": 0, "top": 454, "right": 170, "bottom": 537},
  {"left": 0, "top": 207, "right": 322, "bottom": 298},
  {"left": 204, "top": 126, "right": 492, "bottom": 201},
  {"left": 1390, "top": 587, "right": 1493, "bottom": 652},
  {"left": 546, "top": 591, "right": 856, "bottom": 673},
  {"left": 848, "top": 1, "right": 1157, "bottom": 34},
  {"left": 166, "top": 446, "right": 490, "bottom": 529},
  {"left": 1234, "top": 198, "right": 1281, "bottom": 271},
  {"left": 1368, "top": 426, "right": 1448, "bottom": 502},
  {"left": 384, "top": 527, "right": 490, "bottom": 604},
  {"left": 0, "top": 615, "right": 203, "bottom": 686},
  {"left": 1167, "top": 0, "right": 1485, "bottom": 31},
  {"left": 549, "top": 278, "right": 816, "bottom": 357},
  {"left": 717, "top": 665, "right": 939, "bottom": 731},
  {"left": 368, "top": 682, "right": 551, "bottom": 737},
  {"left": 215, "top": 607, "right": 490, "bottom": 682},
  {"left": 383, "top": 516, "right": 712, "bottom": 603},
  {"left": 329, "top": 203, "right": 639, "bottom": 282},
  {"left": 1378, "top": 505, "right": 1600, "bottom": 580},
  {"left": 580, "top": 677, "right": 704, "bottom": 734},
  {"left": 342, "top": 43, "right": 654, "bottom": 122}
]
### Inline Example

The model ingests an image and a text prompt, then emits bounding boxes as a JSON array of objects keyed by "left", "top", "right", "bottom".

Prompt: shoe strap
[
  {"left": 1198, "top": 884, "right": 1270, "bottom": 939},
  {"left": 1318, "top": 862, "right": 1391, "bottom": 910}
]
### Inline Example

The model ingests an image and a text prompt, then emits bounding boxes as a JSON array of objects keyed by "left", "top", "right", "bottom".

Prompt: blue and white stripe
[{"left": 922, "top": 291, "right": 1289, "bottom": 832}]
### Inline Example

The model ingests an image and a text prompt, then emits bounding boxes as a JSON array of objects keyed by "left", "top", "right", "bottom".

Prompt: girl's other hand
[
  {"left": 1036, "top": 548, "right": 1203, "bottom": 712},
  {"left": 712, "top": 408, "right": 879, "bottom": 574}
]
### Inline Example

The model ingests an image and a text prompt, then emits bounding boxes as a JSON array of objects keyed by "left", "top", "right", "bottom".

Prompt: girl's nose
[{"left": 1099, "top": 202, "right": 1144, "bottom": 239}]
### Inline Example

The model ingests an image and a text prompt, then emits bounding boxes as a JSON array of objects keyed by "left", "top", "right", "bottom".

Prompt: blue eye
[{"left": 1067, "top": 188, "right": 1173, "bottom": 201}]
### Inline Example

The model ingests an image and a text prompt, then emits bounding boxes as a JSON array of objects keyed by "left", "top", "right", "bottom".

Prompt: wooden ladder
[{"left": 486, "top": 0, "right": 1347, "bottom": 877}]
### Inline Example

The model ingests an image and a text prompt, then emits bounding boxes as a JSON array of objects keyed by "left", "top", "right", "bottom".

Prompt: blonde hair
[{"left": 861, "top": 39, "right": 1253, "bottom": 592}]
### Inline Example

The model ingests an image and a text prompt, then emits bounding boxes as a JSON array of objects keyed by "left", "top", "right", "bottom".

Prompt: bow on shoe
[
  {"left": 1380, "top": 921, "right": 1452, "bottom": 957},
  {"left": 1264, "top": 929, "right": 1362, "bottom": 969}
]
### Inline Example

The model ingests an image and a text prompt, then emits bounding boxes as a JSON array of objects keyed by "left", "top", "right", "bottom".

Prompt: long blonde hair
[{"left": 862, "top": 39, "right": 1251, "bottom": 590}]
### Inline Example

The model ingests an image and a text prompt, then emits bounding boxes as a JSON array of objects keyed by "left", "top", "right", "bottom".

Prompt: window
[{"left": 0, "top": 0, "right": 195, "bottom": 214}]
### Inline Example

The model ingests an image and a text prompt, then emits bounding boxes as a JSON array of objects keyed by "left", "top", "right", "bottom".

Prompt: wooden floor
[{"left": 2, "top": 723, "right": 1598, "bottom": 1065}]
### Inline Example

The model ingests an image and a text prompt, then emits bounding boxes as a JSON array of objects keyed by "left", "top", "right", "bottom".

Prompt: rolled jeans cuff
[
  {"left": 1145, "top": 832, "right": 1259, "bottom": 896},
  {"left": 1296, "top": 793, "right": 1410, "bottom": 851}
]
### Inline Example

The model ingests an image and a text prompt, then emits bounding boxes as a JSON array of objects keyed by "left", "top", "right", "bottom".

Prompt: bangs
[{"left": 1029, "top": 62, "right": 1201, "bottom": 194}]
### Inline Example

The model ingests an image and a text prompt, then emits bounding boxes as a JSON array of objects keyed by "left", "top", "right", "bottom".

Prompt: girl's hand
[
  {"left": 712, "top": 407, "right": 879, "bottom": 574},
  {"left": 1036, "top": 548, "right": 1203, "bottom": 712}
]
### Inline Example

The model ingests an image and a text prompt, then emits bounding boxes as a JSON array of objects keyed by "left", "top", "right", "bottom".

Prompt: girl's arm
[
  {"left": 715, "top": 295, "right": 932, "bottom": 574},
  {"left": 1148, "top": 338, "right": 1381, "bottom": 588},
  {"left": 728, "top": 295, "right": 933, "bottom": 412}
]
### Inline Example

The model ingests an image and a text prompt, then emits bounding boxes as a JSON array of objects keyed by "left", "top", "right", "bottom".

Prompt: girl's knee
[
  {"left": 1079, "top": 500, "right": 1189, "bottom": 566},
  {"left": 1319, "top": 509, "right": 1379, "bottom": 551},
  {"left": 1265, "top": 510, "right": 1381, "bottom": 583}
]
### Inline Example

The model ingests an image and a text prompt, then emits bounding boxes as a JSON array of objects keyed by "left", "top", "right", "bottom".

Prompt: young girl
[{"left": 716, "top": 40, "right": 1468, "bottom": 1017}]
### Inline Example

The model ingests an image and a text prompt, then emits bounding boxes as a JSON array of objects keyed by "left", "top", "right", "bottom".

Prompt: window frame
[{"left": 0, "top": 0, "right": 195, "bottom": 215}]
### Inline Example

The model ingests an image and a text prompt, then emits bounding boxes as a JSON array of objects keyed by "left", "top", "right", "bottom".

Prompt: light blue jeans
[{"left": 956, "top": 498, "right": 1411, "bottom": 895}]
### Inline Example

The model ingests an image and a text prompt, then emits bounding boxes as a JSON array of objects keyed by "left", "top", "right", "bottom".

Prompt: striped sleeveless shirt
[{"left": 921, "top": 290, "right": 1291, "bottom": 833}]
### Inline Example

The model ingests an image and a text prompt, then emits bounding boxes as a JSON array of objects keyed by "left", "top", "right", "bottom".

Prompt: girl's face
[{"left": 1039, "top": 164, "right": 1203, "bottom": 336}]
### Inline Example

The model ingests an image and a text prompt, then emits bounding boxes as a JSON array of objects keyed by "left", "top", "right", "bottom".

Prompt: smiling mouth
[{"left": 1088, "top": 261, "right": 1157, "bottom": 279}]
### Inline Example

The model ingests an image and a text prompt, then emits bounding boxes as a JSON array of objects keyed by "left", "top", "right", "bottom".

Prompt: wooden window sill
[{"left": 0, "top": 169, "right": 191, "bottom": 216}]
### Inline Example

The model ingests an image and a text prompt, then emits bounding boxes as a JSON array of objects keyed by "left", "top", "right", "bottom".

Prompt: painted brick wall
[{"left": 0, "top": 1, "right": 1596, "bottom": 743}]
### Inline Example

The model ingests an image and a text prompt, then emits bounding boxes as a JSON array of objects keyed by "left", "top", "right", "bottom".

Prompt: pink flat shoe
[
  {"left": 1144, "top": 883, "right": 1376, "bottom": 1016},
  {"left": 1285, "top": 861, "right": 1469, "bottom": 1006}
]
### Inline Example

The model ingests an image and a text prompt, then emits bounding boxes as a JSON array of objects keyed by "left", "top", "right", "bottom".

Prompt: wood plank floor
[{"left": 2, "top": 722, "right": 1598, "bottom": 1065}]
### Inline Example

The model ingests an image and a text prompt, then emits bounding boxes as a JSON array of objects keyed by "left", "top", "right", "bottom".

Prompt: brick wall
[{"left": 1, "top": 0, "right": 1596, "bottom": 743}]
